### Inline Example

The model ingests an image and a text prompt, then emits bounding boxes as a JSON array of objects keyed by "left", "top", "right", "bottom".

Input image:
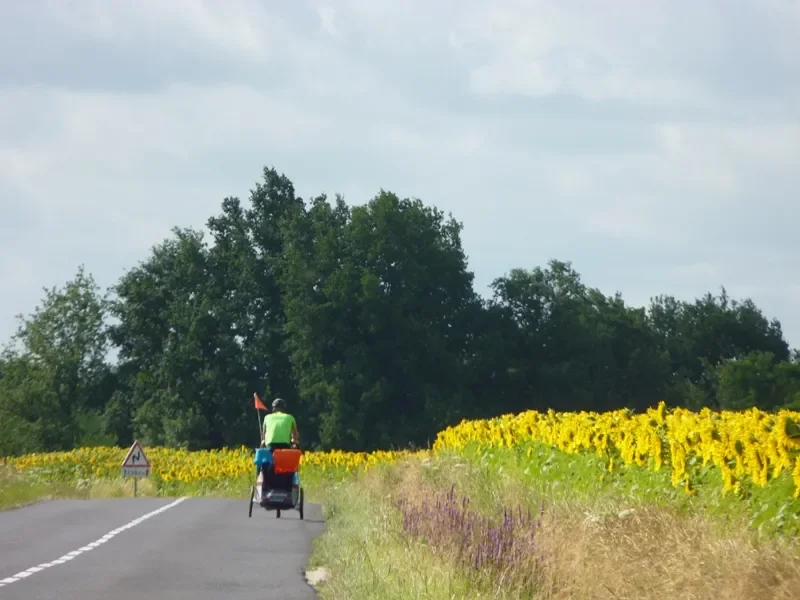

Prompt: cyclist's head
[{"left": 271, "top": 398, "right": 286, "bottom": 412}]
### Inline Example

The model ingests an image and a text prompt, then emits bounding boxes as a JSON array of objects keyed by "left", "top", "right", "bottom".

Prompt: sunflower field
[
  {"left": 433, "top": 401, "right": 800, "bottom": 498},
  {"left": 5, "top": 402, "right": 800, "bottom": 501},
  {"left": 3, "top": 445, "right": 426, "bottom": 490}
]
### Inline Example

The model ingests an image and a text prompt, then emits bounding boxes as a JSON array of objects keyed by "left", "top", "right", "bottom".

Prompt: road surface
[{"left": 0, "top": 497, "right": 325, "bottom": 599}]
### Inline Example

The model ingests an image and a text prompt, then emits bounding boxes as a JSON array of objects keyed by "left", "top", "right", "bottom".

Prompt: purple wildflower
[{"left": 394, "top": 486, "right": 546, "bottom": 586}]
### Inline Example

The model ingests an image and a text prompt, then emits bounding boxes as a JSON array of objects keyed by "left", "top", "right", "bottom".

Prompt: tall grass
[
  {"left": 0, "top": 465, "right": 160, "bottom": 509},
  {"left": 307, "top": 465, "right": 483, "bottom": 599},
  {"left": 309, "top": 454, "right": 800, "bottom": 600}
]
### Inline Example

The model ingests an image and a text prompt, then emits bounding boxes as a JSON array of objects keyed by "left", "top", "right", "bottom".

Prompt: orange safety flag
[{"left": 254, "top": 392, "right": 268, "bottom": 411}]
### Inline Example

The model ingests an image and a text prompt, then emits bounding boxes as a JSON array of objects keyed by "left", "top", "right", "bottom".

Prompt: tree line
[{"left": 2, "top": 166, "right": 799, "bottom": 456}]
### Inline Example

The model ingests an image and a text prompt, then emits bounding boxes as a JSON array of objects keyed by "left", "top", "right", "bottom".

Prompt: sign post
[{"left": 121, "top": 440, "right": 151, "bottom": 497}]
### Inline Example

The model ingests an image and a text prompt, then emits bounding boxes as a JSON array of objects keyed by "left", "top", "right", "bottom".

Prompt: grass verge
[
  {"left": 0, "top": 465, "right": 160, "bottom": 510},
  {"left": 307, "top": 463, "right": 484, "bottom": 599},
  {"left": 308, "top": 454, "right": 800, "bottom": 600}
]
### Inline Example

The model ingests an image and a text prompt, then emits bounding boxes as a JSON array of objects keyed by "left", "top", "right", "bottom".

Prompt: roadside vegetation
[
  {"left": 0, "top": 464, "right": 157, "bottom": 510},
  {"left": 6, "top": 399, "right": 800, "bottom": 598},
  {"left": 309, "top": 454, "right": 800, "bottom": 600}
]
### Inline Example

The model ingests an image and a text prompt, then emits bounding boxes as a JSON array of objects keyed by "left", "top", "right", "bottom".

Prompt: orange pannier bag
[{"left": 272, "top": 448, "right": 302, "bottom": 474}]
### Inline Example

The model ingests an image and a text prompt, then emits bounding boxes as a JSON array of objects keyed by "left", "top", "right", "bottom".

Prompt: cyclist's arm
[{"left": 291, "top": 416, "right": 300, "bottom": 445}]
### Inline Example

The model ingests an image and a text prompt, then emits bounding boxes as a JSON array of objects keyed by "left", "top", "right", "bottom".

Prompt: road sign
[{"left": 121, "top": 440, "right": 151, "bottom": 479}]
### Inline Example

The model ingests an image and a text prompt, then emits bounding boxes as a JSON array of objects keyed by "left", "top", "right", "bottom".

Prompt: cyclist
[
  {"left": 262, "top": 397, "right": 300, "bottom": 450},
  {"left": 260, "top": 398, "right": 300, "bottom": 504}
]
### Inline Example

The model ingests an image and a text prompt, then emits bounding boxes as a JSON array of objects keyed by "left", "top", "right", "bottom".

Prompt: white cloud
[
  {"left": 317, "top": 5, "right": 341, "bottom": 37},
  {"left": 446, "top": 0, "right": 715, "bottom": 107},
  {"left": 670, "top": 262, "right": 721, "bottom": 283},
  {"left": 46, "top": 0, "right": 276, "bottom": 62},
  {"left": 0, "top": 0, "right": 799, "bottom": 348}
]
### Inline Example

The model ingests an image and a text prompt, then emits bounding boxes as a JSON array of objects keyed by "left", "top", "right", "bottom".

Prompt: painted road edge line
[{"left": 0, "top": 497, "right": 187, "bottom": 588}]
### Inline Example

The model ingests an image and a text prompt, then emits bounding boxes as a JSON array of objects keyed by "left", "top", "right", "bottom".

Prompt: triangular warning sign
[{"left": 121, "top": 440, "right": 150, "bottom": 468}]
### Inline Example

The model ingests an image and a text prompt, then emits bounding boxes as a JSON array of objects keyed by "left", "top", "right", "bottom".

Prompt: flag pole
[{"left": 254, "top": 393, "right": 267, "bottom": 445}]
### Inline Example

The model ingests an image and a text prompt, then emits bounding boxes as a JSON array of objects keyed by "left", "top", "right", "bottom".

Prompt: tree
[
  {"left": 235, "top": 167, "right": 305, "bottom": 424},
  {"left": 489, "top": 260, "right": 670, "bottom": 414},
  {"left": 108, "top": 167, "right": 306, "bottom": 449},
  {"left": 0, "top": 266, "right": 113, "bottom": 452},
  {"left": 109, "top": 227, "right": 216, "bottom": 448},
  {"left": 280, "top": 190, "right": 479, "bottom": 450},
  {"left": 712, "top": 351, "right": 800, "bottom": 411},
  {"left": 648, "top": 289, "right": 790, "bottom": 407}
]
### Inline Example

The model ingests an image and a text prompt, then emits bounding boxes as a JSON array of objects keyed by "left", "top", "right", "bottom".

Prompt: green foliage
[
  {"left": 280, "top": 190, "right": 478, "bottom": 450},
  {"left": 0, "top": 266, "right": 113, "bottom": 455},
  {"left": 1, "top": 165, "right": 797, "bottom": 457},
  {"left": 486, "top": 262, "right": 672, "bottom": 414},
  {"left": 713, "top": 351, "right": 800, "bottom": 411}
]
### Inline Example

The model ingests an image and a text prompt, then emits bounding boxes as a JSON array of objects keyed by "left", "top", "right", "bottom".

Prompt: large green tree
[
  {"left": 109, "top": 227, "right": 216, "bottom": 448},
  {"left": 709, "top": 351, "right": 800, "bottom": 411},
  {"left": 280, "top": 191, "right": 479, "bottom": 450},
  {"left": 488, "top": 261, "right": 670, "bottom": 414},
  {"left": 649, "top": 289, "right": 790, "bottom": 408},
  {"left": 0, "top": 266, "right": 113, "bottom": 454},
  {"left": 108, "top": 167, "right": 306, "bottom": 450}
]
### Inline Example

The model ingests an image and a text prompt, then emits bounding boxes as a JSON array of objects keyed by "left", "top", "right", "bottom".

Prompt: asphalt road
[{"left": 0, "top": 496, "right": 325, "bottom": 599}]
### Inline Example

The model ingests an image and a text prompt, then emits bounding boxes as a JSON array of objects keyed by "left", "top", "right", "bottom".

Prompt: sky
[{"left": 1, "top": 0, "right": 799, "bottom": 350}]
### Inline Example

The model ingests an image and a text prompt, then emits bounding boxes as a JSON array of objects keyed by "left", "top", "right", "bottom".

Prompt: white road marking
[{"left": 0, "top": 497, "right": 187, "bottom": 588}]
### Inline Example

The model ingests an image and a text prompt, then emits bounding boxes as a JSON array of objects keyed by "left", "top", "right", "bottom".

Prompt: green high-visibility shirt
[{"left": 263, "top": 412, "right": 296, "bottom": 444}]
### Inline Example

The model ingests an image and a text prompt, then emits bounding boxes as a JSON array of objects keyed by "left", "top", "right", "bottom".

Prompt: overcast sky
[{"left": 1, "top": 0, "right": 799, "bottom": 350}]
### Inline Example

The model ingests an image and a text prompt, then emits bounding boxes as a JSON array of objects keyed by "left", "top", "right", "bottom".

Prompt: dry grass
[
  {"left": 0, "top": 465, "right": 160, "bottom": 510},
  {"left": 80, "top": 476, "right": 158, "bottom": 498},
  {"left": 312, "top": 458, "right": 800, "bottom": 600},
  {"left": 561, "top": 505, "right": 800, "bottom": 600}
]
